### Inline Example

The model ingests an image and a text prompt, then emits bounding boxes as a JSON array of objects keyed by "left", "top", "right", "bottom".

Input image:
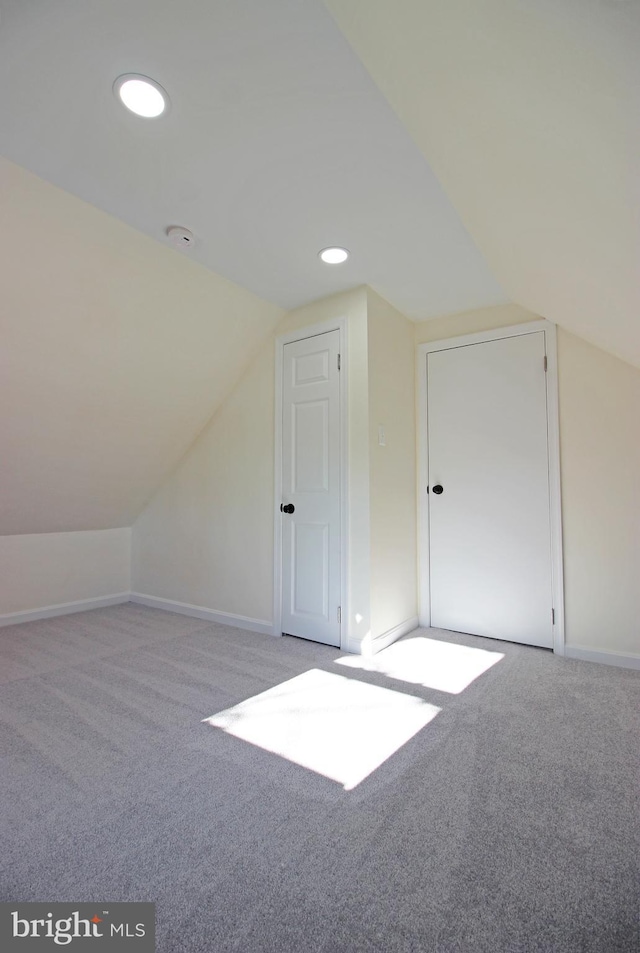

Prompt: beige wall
[
  {"left": 133, "top": 288, "right": 374, "bottom": 645},
  {"left": 327, "top": 1, "right": 640, "bottom": 368},
  {"left": 557, "top": 330, "right": 640, "bottom": 655},
  {"left": 134, "top": 291, "right": 640, "bottom": 660},
  {"left": 0, "top": 157, "right": 283, "bottom": 537},
  {"left": 0, "top": 529, "right": 130, "bottom": 617},
  {"left": 367, "top": 290, "right": 417, "bottom": 640},
  {"left": 414, "top": 302, "right": 535, "bottom": 346},
  {"left": 133, "top": 286, "right": 422, "bottom": 650},
  {"left": 132, "top": 346, "right": 276, "bottom": 624},
  {"left": 415, "top": 303, "right": 640, "bottom": 658}
]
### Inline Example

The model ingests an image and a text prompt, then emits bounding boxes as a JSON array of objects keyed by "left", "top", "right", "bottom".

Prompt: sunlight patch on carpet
[
  {"left": 202, "top": 669, "right": 440, "bottom": 790},
  {"left": 335, "top": 636, "right": 504, "bottom": 694}
]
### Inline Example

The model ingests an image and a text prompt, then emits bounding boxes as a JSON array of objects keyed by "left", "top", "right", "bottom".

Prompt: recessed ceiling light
[
  {"left": 114, "top": 74, "right": 169, "bottom": 118},
  {"left": 319, "top": 246, "right": 349, "bottom": 265}
]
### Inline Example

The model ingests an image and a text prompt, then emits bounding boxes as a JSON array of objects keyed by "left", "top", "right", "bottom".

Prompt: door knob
[
  {"left": 432, "top": 484, "right": 444, "bottom": 495},
  {"left": 280, "top": 503, "right": 295, "bottom": 514}
]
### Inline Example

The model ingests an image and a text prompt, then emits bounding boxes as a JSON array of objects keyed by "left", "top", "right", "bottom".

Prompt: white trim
[
  {"left": 130, "top": 593, "right": 272, "bottom": 635},
  {"left": 370, "top": 616, "right": 419, "bottom": 656},
  {"left": 0, "top": 593, "right": 130, "bottom": 627},
  {"left": 542, "top": 324, "right": 566, "bottom": 655},
  {"left": 416, "top": 319, "right": 565, "bottom": 654},
  {"left": 273, "top": 316, "right": 349, "bottom": 649},
  {"left": 343, "top": 616, "right": 419, "bottom": 656},
  {"left": 418, "top": 319, "right": 551, "bottom": 354},
  {"left": 564, "top": 645, "right": 640, "bottom": 671},
  {"left": 416, "top": 334, "right": 430, "bottom": 629},
  {"left": 343, "top": 635, "right": 364, "bottom": 655}
]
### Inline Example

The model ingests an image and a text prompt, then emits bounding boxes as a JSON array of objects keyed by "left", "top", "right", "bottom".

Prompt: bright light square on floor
[
  {"left": 335, "top": 636, "right": 504, "bottom": 694},
  {"left": 202, "top": 669, "right": 440, "bottom": 790}
]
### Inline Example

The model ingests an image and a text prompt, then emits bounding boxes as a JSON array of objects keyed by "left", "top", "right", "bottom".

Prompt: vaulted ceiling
[
  {"left": 325, "top": 0, "right": 640, "bottom": 367},
  {"left": 1, "top": 0, "right": 637, "bottom": 536},
  {"left": 0, "top": 0, "right": 504, "bottom": 319}
]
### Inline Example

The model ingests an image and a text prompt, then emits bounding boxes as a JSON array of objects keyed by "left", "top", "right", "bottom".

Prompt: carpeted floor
[{"left": 1, "top": 603, "right": 638, "bottom": 952}]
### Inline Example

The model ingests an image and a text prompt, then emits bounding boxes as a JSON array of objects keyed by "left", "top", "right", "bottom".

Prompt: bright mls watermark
[{"left": 0, "top": 903, "right": 155, "bottom": 951}]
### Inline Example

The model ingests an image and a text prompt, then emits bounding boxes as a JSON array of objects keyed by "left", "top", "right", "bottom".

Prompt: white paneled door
[
  {"left": 281, "top": 331, "right": 341, "bottom": 646},
  {"left": 427, "top": 332, "right": 554, "bottom": 648}
]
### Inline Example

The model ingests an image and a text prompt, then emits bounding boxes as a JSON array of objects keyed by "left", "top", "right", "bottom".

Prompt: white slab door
[
  {"left": 427, "top": 332, "right": 554, "bottom": 648},
  {"left": 281, "top": 331, "right": 341, "bottom": 647}
]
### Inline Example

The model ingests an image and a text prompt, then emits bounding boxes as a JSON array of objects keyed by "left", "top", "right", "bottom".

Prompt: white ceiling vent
[{"left": 166, "top": 226, "right": 194, "bottom": 249}]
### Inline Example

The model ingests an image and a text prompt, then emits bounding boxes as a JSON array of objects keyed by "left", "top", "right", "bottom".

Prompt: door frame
[
  {"left": 273, "top": 317, "right": 349, "bottom": 648},
  {"left": 417, "top": 319, "right": 565, "bottom": 655}
]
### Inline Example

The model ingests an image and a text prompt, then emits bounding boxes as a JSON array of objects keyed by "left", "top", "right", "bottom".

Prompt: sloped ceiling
[
  {"left": 0, "top": 0, "right": 504, "bottom": 320},
  {"left": 2, "top": 0, "right": 637, "bottom": 540},
  {"left": 0, "top": 158, "right": 283, "bottom": 535},
  {"left": 0, "top": 0, "right": 507, "bottom": 541},
  {"left": 325, "top": 0, "right": 640, "bottom": 368}
]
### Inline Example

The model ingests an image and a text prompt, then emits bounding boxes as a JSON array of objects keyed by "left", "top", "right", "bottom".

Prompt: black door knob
[
  {"left": 280, "top": 503, "right": 295, "bottom": 514},
  {"left": 432, "top": 484, "right": 444, "bottom": 495}
]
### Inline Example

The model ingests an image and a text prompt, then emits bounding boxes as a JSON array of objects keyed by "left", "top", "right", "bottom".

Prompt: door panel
[
  {"left": 282, "top": 331, "right": 341, "bottom": 646},
  {"left": 293, "top": 522, "right": 328, "bottom": 617},
  {"left": 427, "top": 332, "right": 553, "bottom": 647},
  {"left": 293, "top": 400, "right": 329, "bottom": 492}
]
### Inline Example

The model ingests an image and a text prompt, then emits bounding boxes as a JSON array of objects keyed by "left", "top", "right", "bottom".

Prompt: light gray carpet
[{"left": 1, "top": 603, "right": 638, "bottom": 952}]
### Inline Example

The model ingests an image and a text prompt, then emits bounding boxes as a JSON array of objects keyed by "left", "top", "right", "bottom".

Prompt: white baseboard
[
  {"left": 564, "top": 645, "right": 640, "bottom": 671},
  {"left": 344, "top": 616, "right": 419, "bottom": 656},
  {"left": 129, "top": 592, "right": 272, "bottom": 636},
  {"left": 0, "top": 593, "right": 131, "bottom": 628},
  {"left": 370, "top": 616, "right": 419, "bottom": 656}
]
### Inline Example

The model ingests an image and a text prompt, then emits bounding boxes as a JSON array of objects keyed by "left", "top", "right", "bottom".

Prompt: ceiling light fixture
[
  {"left": 114, "top": 74, "right": 169, "bottom": 118},
  {"left": 319, "top": 246, "right": 349, "bottom": 265}
]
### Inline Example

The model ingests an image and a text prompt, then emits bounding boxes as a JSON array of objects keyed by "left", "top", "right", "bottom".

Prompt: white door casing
[
  {"left": 418, "top": 322, "right": 565, "bottom": 653},
  {"left": 279, "top": 330, "right": 341, "bottom": 647}
]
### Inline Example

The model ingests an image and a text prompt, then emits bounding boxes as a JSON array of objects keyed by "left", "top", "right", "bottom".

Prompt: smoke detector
[{"left": 166, "top": 226, "right": 195, "bottom": 249}]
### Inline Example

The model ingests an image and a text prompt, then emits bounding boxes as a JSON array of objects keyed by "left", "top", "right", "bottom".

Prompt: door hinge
[
  {"left": 337, "top": 353, "right": 341, "bottom": 371},
  {"left": 544, "top": 355, "right": 548, "bottom": 372},
  {"left": 337, "top": 606, "right": 341, "bottom": 623},
  {"left": 552, "top": 608, "right": 555, "bottom": 624}
]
